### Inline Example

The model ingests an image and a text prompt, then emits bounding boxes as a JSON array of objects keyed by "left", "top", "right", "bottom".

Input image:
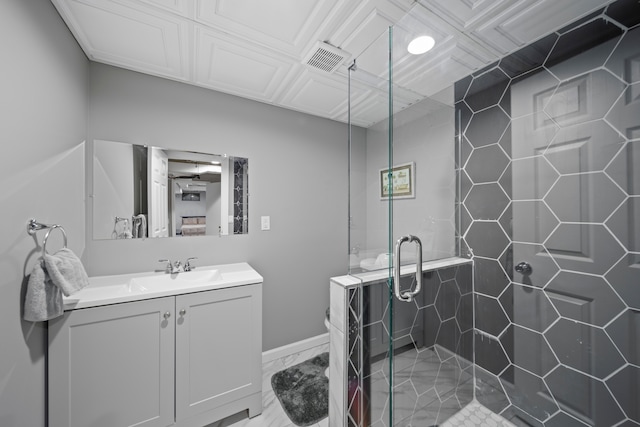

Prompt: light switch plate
[{"left": 261, "top": 216, "right": 271, "bottom": 231}]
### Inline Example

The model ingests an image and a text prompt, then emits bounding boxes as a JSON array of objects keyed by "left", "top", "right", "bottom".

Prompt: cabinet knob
[
  {"left": 179, "top": 308, "right": 187, "bottom": 316},
  {"left": 163, "top": 311, "right": 171, "bottom": 319}
]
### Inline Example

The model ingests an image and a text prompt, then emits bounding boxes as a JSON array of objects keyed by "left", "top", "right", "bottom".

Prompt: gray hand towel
[
  {"left": 24, "top": 260, "right": 64, "bottom": 322},
  {"left": 43, "top": 248, "right": 89, "bottom": 297}
]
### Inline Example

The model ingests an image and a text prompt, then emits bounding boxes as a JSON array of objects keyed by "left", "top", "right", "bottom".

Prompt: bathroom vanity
[{"left": 48, "top": 263, "right": 263, "bottom": 427}]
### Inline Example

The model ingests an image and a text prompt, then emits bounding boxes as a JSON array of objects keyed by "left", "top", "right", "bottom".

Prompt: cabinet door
[
  {"left": 175, "top": 284, "right": 262, "bottom": 421},
  {"left": 49, "top": 297, "right": 175, "bottom": 427}
]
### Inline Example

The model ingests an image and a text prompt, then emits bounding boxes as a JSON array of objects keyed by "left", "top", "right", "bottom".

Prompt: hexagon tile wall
[{"left": 456, "top": 0, "right": 640, "bottom": 425}]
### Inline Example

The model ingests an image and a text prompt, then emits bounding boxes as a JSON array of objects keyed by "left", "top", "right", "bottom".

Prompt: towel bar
[{"left": 27, "top": 219, "right": 68, "bottom": 253}]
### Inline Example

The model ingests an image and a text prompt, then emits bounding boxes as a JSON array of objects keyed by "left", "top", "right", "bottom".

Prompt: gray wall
[
  {"left": 1, "top": 3, "right": 360, "bottom": 424},
  {"left": 85, "top": 62, "right": 352, "bottom": 351},
  {"left": 0, "top": 1, "right": 89, "bottom": 425}
]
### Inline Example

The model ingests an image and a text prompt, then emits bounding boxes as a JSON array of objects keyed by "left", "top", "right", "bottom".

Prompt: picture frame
[{"left": 379, "top": 162, "right": 415, "bottom": 199}]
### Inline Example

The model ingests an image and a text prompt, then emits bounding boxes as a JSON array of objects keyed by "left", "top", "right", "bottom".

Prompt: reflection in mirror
[{"left": 92, "top": 140, "right": 248, "bottom": 240}]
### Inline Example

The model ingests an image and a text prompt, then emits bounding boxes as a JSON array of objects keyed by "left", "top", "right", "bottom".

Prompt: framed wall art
[{"left": 379, "top": 162, "right": 414, "bottom": 199}]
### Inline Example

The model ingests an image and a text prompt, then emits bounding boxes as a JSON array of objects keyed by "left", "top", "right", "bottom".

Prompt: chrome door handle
[
  {"left": 515, "top": 261, "right": 532, "bottom": 275},
  {"left": 393, "top": 235, "right": 423, "bottom": 303}
]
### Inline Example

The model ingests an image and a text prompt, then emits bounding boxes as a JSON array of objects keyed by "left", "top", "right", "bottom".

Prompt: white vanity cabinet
[{"left": 49, "top": 282, "right": 262, "bottom": 427}]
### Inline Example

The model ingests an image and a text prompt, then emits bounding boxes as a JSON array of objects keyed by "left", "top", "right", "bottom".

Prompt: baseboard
[{"left": 262, "top": 333, "right": 329, "bottom": 364}]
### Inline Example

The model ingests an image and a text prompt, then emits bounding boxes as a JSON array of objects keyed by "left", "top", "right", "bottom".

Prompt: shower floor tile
[{"left": 439, "top": 401, "right": 516, "bottom": 427}]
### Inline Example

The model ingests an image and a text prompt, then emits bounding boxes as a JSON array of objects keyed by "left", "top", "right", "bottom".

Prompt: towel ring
[{"left": 43, "top": 225, "right": 68, "bottom": 254}]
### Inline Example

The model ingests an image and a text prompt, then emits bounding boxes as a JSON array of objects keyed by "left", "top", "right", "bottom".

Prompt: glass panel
[
  {"left": 391, "top": 267, "right": 474, "bottom": 426},
  {"left": 389, "top": 8, "right": 457, "bottom": 271},
  {"left": 347, "top": 24, "right": 393, "bottom": 276},
  {"left": 389, "top": 4, "right": 462, "bottom": 426}
]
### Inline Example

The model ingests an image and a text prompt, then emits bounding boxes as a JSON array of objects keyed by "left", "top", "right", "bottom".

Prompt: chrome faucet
[
  {"left": 184, "top": 257, "right": 198, "bottom": 272},
  {"left": 159, "top": 259, "right": 183, "bottom": 274}
]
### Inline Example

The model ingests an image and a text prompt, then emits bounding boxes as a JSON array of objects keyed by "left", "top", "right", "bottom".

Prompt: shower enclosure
[{"left": 332, "top": 0, "right": 640, "bottom": 426}]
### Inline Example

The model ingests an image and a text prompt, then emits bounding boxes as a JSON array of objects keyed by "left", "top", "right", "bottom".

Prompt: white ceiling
[{"left": 51, "top": 0, "right": 613, "bottom": 127}]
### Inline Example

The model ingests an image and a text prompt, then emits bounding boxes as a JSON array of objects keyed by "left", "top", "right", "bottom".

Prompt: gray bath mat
[{"left": 271, "top": 352, "right": 329, "bottom": 426}]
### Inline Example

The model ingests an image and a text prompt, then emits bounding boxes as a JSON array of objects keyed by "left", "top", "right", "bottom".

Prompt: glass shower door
[{"left": 347, "top": 6, "right": 465, "bottom": 425}]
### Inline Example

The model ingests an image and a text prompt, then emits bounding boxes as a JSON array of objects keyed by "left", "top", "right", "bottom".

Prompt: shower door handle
[{"left": 393, "top": 235, "right": 423, "bottom": 303}]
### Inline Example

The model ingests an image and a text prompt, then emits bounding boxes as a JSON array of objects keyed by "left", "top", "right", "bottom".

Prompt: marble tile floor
[
  {"left": 206, "top": 342, "right": 330, "bottom": 427},
  {"left": 207, "top": 342, "right": 514, "bottom": 427},
  {"left": 367, "top": 346, "right": 475, "bottom": 426}
]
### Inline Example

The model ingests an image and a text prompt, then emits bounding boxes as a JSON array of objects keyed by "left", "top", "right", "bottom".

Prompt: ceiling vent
[{"left": 303, "top": 41, "right": 351, "bottom": 74}]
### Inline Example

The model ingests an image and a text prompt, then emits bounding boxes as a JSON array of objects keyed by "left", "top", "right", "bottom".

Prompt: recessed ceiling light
[{"left": 407, "top": 36, "right": 435, "bottom": 55}]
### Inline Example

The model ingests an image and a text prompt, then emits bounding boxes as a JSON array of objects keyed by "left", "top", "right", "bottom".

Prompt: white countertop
[
  {"left": 331, "top": 256, "right": 472, "bottom": 288},
  {"left": 64, "top": 262, "right": 263, "bottom": 310}
]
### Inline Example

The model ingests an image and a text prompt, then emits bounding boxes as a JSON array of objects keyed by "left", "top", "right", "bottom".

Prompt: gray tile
[
  {"left": 510, "top": 156, "right": 558, "bottom": 200},
  {"left": 545, "top": 172, "right": 625, "bottom": 223},
  {"left": 437, "top": 267, "right": 457, "bottom": 282},
  {"left": 511, "top": 201, "right": 557, "bottom": 244},
  {"left": 466, "top": 221, "right": 510, "bottom": 259},
  {"left": 460, "top": 168, "right": 473, "bottom": 201},
  {"left": 546, "top": 365, "right": 625, "bottom": 427},
  {"left": 606, "top": 253, "right": 640, "bottom": 310},
  {"left": 499, "top": 365, "right": 558, "bottom": 422},
  {"left": 466, "top": 68, "right": 510, "bottom": 112},
  {"left": 456, "top": 293, "right": 473, "bottom": 333},
  {"left": 606, "top": 309, "right": 640, "bottom": 366},
  {"left": 422, "top": 305, "right": 439, "bottom": 349},
  {"left": 392, "top": 379, "right": 418, "bottom": 424},
  {"left": 499, "top": 34, "right": 558, "bottom": 78},
  {"left": 466, "top": 144, "right": 510, "bottom": 184},
  {"left": 498, "top": 202, "right": 512, "bottom": 238},
  {"left": 607, "top": 365, "right": 640, "bottom": 423},
  {"left": 510, "top": 113, "right": 559, "bottom": 160},
  {"left": 473, "top": 257, "right": 510, "bottom": 297},
  {"left": 475, "top": 366, "right": 511, "bottom": 414},
  {"left": 455, "top": 78, "right": 473, "bottom": 104},
  {"left": 466, "top": 106, "right": 510, "bottom": 148},
  {"left": 605, "top": 0, "right": 640, "bottom": 29},
  {"left": 466, "top": 183, "right": 510, "bottom": 220},
  {"left": 545, "top": 318, "right": 626, "bottom": 379},
  {"left": 606, "top": 141, "right": 640, "bottom": 196},
  {"left": 546, "top": 271, "right": 626, "bottom": 326},
  {"left": 475, "top": 295, "right": 510, "bottom": 337},
  {"left": 474, "top": 332, "right": 510, "bottom": 376},
  {"left": 545, "top": 21, "right": 623, "bottom": 80},
  {"left": 436, "top": 318, "right": 460, "bottom": 355},
  {"left": 507, "top": 284, "right": 558, "bottom": 333},
  {"left": 545, "top": 412, "right": 590, "bottom": 427},
  {"left": 498, "top": 123, "right": 512, "bottom": 158},
  {"left": 606, "top": 83, "right": 640, "bottom": 140},
  {"left": 502, "top": 325, "right": 558, "bottom": 377},
  {"left": 436, "top": 280, "right": 460, "bottom": 321},
  {"left": 545, "top": 224, "right": 625, "bottom": 275},
  {"left": 510, "top": 69, "right": 560, "bottom": 118},
  {"left": 436, "top": 395, "right": 463, "bottom": 424},
  {"left": 607, "top": 197, "right": 640, "bottom": 252},
  {"left": 499, "top": 404, "right": 544, "bottom": 427},
  {"left": 411, "top": 388, "right": 439, "bottom": 426},
  {"left": 507, "top": 243, "right": 559, "bottom": 288},
  {"left": 605, "top": 26, "right": 640, "bottom": 84},
  {"left": 544, "top": 120, "right": 625, "bottom": 174},
  {"left": 455, "top": 263, "right": 473, "bottom": 295}
]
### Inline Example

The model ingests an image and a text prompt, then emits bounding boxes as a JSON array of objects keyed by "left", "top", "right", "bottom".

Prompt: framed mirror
[{"left": 92, "top": 140, "right": 248, "bottom": 240}]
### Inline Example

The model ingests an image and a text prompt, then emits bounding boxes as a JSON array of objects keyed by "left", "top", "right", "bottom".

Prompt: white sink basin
[
  {"left": 128, "top": 269, "right": 223, "bottom": 291},
  {"left": 63, "top": 263, "right": 262, "bottom": 310}
]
